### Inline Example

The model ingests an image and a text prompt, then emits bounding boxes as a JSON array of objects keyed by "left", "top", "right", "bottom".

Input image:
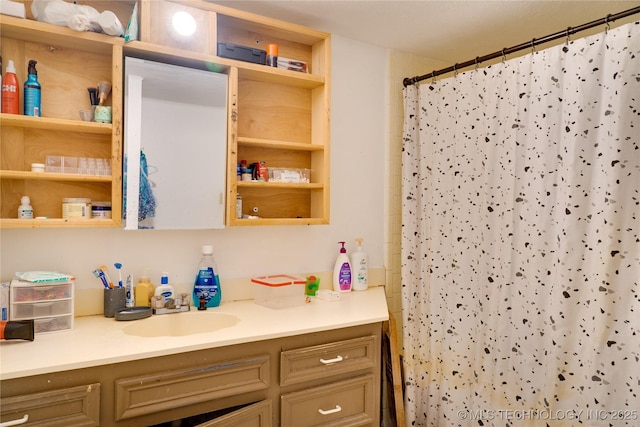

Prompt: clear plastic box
[
  {"left": 10, "top": 279, "right": 74, "bottom": 333},
  {"left": 251, "top": 274, "right": 306, "bottom": 309},
  {"left": 267, "top": 168, "right": 310, "bottom": 183},
  {"left": 45, "top": 155, "right": 111, "bottom": 175}
]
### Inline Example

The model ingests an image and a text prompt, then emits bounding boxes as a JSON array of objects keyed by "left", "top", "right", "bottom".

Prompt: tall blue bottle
[
  {"left": 192, "top": 245, "right": 221, "bottom": 309},
  {"left": 24, "top": 60, "right": 41, "bottom": 117}
]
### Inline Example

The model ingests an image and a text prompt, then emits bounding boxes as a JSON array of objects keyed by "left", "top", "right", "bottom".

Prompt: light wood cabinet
[
  {"left": 0, "top": 6, "right": 130, "bottom": 228},
  {"left": 0, "top": 323, "right": 380, "bottom": 426},
  {"left": 0, "top": 0, "right": 330, "bottom": 228},
  {"left": 136, "top": 0, "right": 331, "bottom": 226}
]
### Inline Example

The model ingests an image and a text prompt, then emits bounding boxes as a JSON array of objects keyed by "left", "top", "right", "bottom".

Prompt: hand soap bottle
[
  {"left": 154, "top": 272, "right": 174, "bottom": 302},
  {"left": 351, "top": 237, "right": 369, "bottom": 291},
  {"left": 333, "top": 242, "right": 352, "bottom": 292},
  {"left": 134, "top": 272, "right": 154, "bottom": 307}
]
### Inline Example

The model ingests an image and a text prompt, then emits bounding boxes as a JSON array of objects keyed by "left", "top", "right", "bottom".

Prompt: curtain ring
[
  {"left": 431, "top": 71, "right": 436, "bottom": 84},
  {"left": 501, "top": 48, "right": 507, "bottom": 63},
  {"left": 605, "top": 14, "right": 611, "bottom": 34},
  {"left": 530, "top": 38, "right": 536, "bottom": 54},
  {"left": 474, "top": 56, "right": 480, "bottom": 71},
  {"left": 453, "top": 63, "right": 458, "bottom": 77},
  {"left": 565, "top": 26, "right": 571, "bottom": 44}
]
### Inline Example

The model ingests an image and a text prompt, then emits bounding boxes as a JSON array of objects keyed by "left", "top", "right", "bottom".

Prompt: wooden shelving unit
[
  {"left": 0, "top": 0, "right": 330, "bottom": 228},
  {"left": 141, "top": 0, "right": 331, "bottom": 226},
  {"left": 0, "top": 6, "right": 130, "bottom": 228}
]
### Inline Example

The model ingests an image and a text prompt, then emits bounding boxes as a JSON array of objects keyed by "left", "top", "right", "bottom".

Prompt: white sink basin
[{"left": 122, "top": 311, "right": 239, "bottom": 337}]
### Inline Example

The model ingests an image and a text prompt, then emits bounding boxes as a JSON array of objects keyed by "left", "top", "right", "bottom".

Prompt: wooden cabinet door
[{"left": 195, "top": 400, "right": 272, "bottom": 427}]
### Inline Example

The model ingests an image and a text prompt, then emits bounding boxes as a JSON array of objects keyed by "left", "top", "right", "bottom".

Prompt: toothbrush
[
  {"left": 114, "top": 262, "right": 123, "bottom": 288},
  {"left": 92, "top": 269, "right": 110, "bottom": 289},
  {"left": 99, "top": 265, "right": 114, "bottom": 289}
]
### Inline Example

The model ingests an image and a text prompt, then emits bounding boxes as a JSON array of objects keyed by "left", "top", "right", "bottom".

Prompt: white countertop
[{"left": 0, "top": 287, "right": 388, "bottom": 381}]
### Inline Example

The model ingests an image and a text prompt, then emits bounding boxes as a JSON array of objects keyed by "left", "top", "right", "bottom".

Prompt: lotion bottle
[
  {"left": 351, "top": 237, "right": 369, "bottom": 291},
  {"left": 17, "top": 196, "right": 33, "bottom": 219},
  {"left": 154, "top": 272, "right": 174, "bottom": 302},
  {"left": 333, "top": 242, "right": 352, "bottom": 292}
]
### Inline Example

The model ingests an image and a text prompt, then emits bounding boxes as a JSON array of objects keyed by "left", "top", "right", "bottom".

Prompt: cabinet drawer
[
  {"left": 0, "top": 383, "right": 100, "bottom": 427},
  {"left": 115, "top": 354, "right": 270, "bottom": 420},
  {"left": 280, "top": 335, "right": 377, "bottom": 386},
  {"left": 280, "top": 374, "right": 375, "bottom": 427}
]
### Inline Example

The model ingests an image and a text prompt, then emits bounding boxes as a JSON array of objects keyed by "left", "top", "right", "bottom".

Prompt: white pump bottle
[{"left": 351, "top": 237, "right": 368, "bottom": 291}]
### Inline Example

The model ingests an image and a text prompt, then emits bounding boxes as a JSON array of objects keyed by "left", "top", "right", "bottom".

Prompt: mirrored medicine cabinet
[{"left": 123, "top": 57, "right": 228, "bottom": 230}]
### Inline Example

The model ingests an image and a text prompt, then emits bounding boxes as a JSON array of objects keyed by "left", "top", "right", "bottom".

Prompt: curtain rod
[{"left": 403, "top": 5, "right": 640, "bottom": 87}]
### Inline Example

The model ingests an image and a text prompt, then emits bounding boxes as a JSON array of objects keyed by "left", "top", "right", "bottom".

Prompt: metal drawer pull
[
  {"left": 319, "top": 355, "right": 343, "bottom": 364},
  {"left": 0, "top": 414, "right": 29, "bottom": 427},
  {"left": 318, "top": 405, "right": 342, "bottom": 415}
]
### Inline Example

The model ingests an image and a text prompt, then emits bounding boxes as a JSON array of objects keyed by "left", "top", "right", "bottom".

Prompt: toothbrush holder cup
[{"left": 104, "top": 287, "right": 126, "bottom": 318}]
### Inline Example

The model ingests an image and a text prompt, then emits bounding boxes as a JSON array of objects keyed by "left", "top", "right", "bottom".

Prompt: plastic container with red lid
[{"left": 251, "top": 274, "right": 306, "bottom": 309}]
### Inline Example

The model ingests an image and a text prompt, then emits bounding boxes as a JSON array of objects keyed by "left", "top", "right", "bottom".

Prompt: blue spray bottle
[{"left": 24, "top": 60, "right": 41, "bottom": 117}]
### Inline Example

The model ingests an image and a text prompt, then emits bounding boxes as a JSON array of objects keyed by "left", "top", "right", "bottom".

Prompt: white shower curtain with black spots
[{"left": 401, "top": 21, "right": 639, "bottom": 427}]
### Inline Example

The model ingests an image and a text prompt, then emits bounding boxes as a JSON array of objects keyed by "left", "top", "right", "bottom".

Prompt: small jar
[
  {"left": 31, "top": 163, "right": 45, "bottom": 173},
  {"left": 241, "top": 169, "right": 252, "bottom": 182},
  {"left": 62, "top": 198, "right": 91, "bottom": 219},
  {"left": 92, "top": 201, "right": 112, "bottom": 219}
]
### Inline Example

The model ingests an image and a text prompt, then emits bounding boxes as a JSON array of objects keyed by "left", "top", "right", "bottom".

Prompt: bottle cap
[
  {"left": 202, "top": 245, "right": 213, "bottom": 254},
  {"left": 267, "top": 44, "right": 278, "bottom": 56},
  {"left": 98, "top": 10, "right": 125, "bottom": 37},
  {"left": 338, "top": 241, "right": 346, "bottom": 253},
  {"left": 21, "top": 196, "right": 30, "bottom": 204},
  {"left": 28, "top": 59, "right": 37, "bottom": 75},
  {"left": 6, "top": 59, "right": 16, "bottom": 73},
  {"left": 161, "top": 273, "right": 169, "bottom": 285}
]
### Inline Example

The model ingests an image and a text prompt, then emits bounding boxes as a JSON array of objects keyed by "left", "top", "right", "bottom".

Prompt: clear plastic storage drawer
[
  {"left": 34, "top": 315, "right": 73, "bottom": 333},
  {"left": 10, "top": 279, "right": 74, "bottom": 333},
  {"left": 12, "top": 299, "right": 73, "bottom": 319},
  {"left": 11, "top": 282, "right": 73, "bottom": 302}
]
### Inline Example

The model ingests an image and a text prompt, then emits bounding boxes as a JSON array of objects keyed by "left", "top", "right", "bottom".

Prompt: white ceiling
[{"left": 212, "top": 1, "right": 639, "bottom": 64}]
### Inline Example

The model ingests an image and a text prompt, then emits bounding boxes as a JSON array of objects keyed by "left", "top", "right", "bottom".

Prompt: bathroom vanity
[{"left": 0, "top": 287, "right": 388, "bottom": 426}]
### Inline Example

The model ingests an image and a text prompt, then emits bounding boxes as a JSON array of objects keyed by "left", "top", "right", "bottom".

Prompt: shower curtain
[{"left": 401, "top": 21, "right": 639, "bottom": 426}]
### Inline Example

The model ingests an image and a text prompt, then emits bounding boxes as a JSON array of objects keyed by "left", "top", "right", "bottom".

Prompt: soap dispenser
[
  {"left": 134, "top": 271, "right": 155, "bottom": 307},
  {"left": 351, "top": 237, "right": 369, "bottom": 291},
  {"left": 333, "top": 241, "right": 352, "bottom": 292},
  {"left": 154, "top": 272, "right": 174, "bottom": 302}
]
